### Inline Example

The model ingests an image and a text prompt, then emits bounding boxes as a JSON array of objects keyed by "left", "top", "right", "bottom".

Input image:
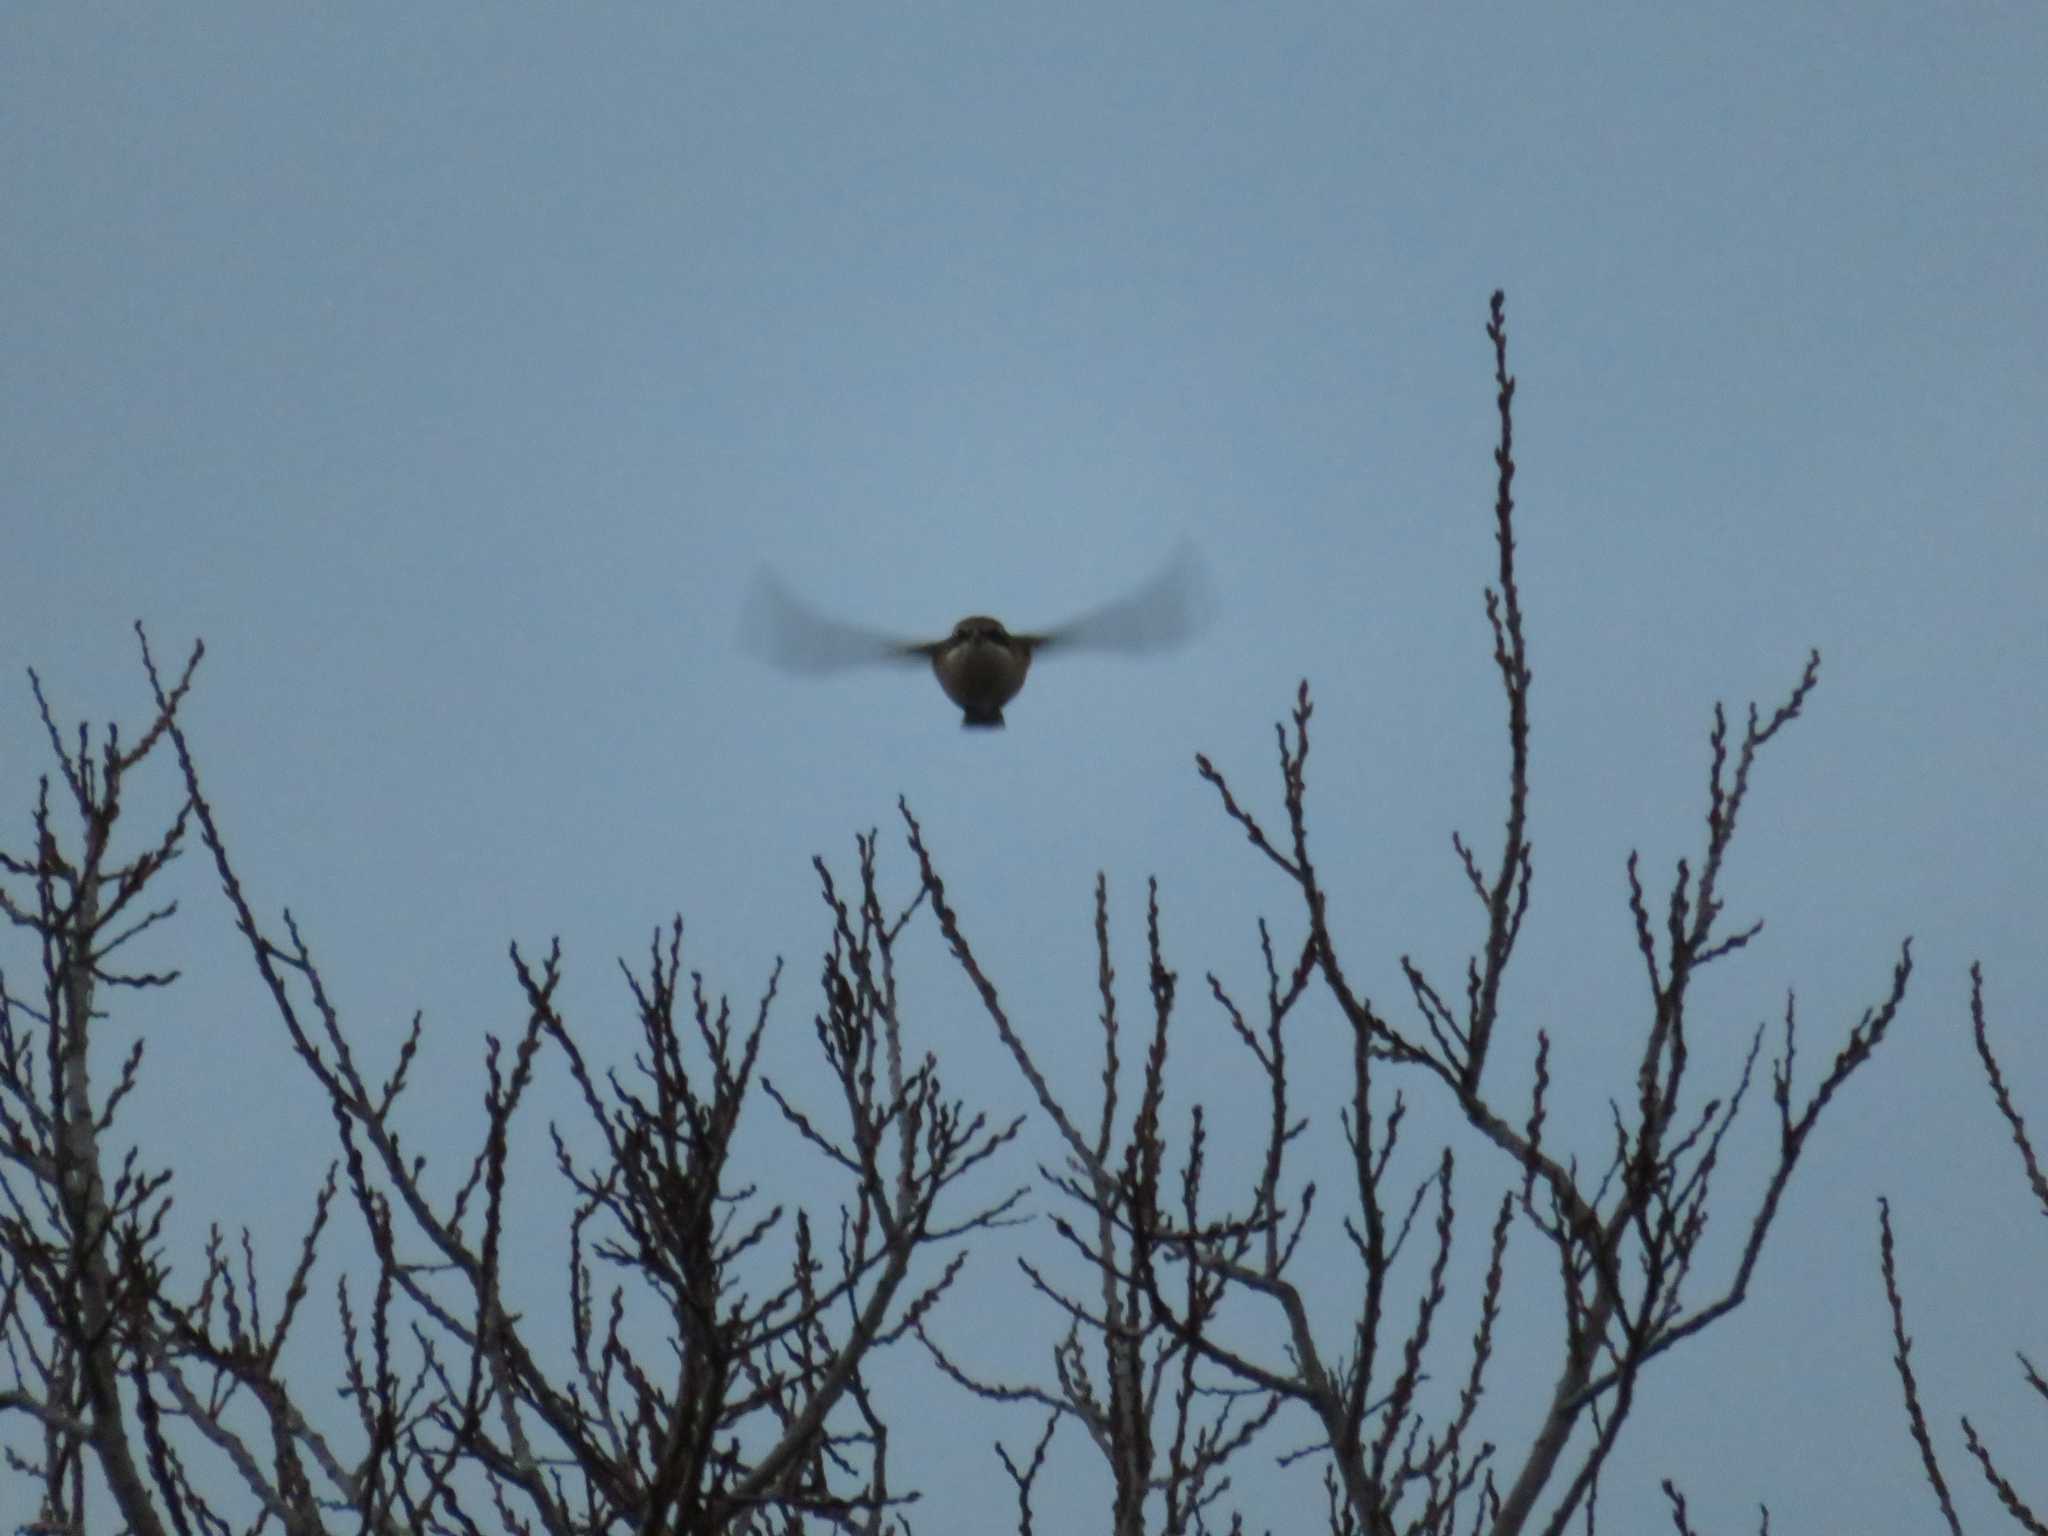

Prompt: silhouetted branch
[
  {"left": 1878, "top": 1197, "right": 1963, "bottom": 1536},
  {"left": 1880, "top": 966, "right": 2043, "bottom": 1534}
]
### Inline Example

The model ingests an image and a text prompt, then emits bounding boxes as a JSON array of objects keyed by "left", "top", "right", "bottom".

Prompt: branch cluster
[
  {"left": 899, "top": 295, "right": 1910, "bottom": 1536},
  {"left": 0, "top": 295, "right": 1940, "bottom": 1536},
  {"left": 1, "top": 631, "right": 1022, "bottom": 1535}
]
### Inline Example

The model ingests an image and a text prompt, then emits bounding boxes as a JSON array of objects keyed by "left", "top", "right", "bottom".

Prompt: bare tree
[
  {"left": 902, "top": 292, "right": 1912, "bottom": 1534},
  {"left": 1881, "top": 964, "right": 2044, "bottom": 1534},
  {"left": 1, "top": 291, "right": 1931, "bottom": 1536},
  {"left": 0, "top": 635, "right": 1023, "bottom": 1533}
]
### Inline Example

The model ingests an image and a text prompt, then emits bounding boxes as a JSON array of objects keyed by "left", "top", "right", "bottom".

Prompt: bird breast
[{"left": 934, "top": 639, "right": 1030, "bottom": 713}]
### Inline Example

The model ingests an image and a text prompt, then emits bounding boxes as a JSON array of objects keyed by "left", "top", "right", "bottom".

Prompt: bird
[{"left": 741, "top": 541, "right": 1212, "bottom": 727}]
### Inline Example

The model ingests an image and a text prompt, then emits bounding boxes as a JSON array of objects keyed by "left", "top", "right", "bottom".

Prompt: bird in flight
[{"left": 742, "top": 541, "right": 1212, "bottom": 727}]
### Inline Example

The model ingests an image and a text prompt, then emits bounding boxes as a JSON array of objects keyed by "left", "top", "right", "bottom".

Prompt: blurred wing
[
  {"left": 1028, "top": 541, "right": 1215, "bottom": 655},
  {"left": 740, "top": 571, "right": 934, "bottom": 674}
]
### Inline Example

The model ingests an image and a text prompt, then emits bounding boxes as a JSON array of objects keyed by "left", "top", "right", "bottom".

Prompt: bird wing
[
  {"left": 739, "top": 570, "right": 936, "bottom": 674},
  {"left": 1022, "top": 540, "right": 1214, "bottom": 655}
]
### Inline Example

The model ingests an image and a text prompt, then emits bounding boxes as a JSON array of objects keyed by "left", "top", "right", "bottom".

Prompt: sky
[{"left": 4, "top": 3, "right": 2045, "bottom": 1530}]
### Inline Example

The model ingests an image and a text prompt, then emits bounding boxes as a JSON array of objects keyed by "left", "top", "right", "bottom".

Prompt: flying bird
[{"left": 741, "top": 542, "right": 1212, "bottom": 727}]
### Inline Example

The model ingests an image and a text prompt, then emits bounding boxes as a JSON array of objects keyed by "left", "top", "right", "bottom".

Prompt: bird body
[
  {"left": 741, "top": 542, "right": 1210, "bottom": 727},
  {"left": 924, "top": 618, "right": 1034, "bottom": 727}
]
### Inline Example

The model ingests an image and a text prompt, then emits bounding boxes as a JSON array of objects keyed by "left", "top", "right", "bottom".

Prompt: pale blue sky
[{"left": 4, "top": 4, "right": 2045, "bottom": 1530}]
